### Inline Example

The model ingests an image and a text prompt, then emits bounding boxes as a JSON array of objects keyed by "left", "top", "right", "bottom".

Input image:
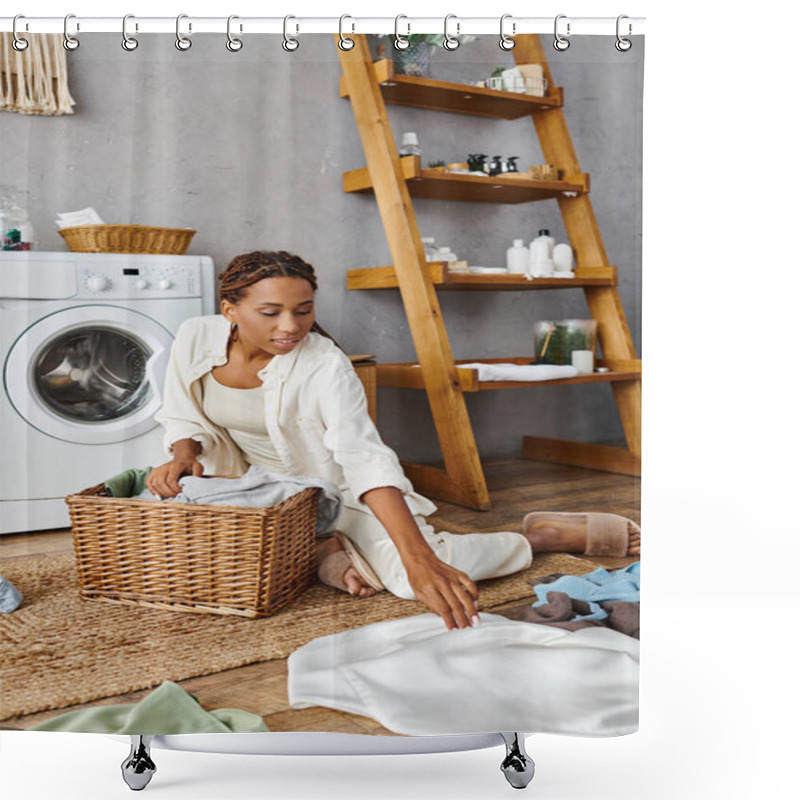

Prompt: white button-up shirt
[{"left": 155, "top": 315, "right": 436, "bottom": 516}]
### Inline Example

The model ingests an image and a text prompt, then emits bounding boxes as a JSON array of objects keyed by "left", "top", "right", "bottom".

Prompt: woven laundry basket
[
  {"left": 65, "top": 484, "right": 320, "bottom": 618},
  {"left": 58, "top": 224, "right": 196, "bottom": 255}
]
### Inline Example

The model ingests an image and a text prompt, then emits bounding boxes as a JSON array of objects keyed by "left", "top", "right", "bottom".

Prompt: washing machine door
[{"left": 4, "top": 305, "right": 172, "bottom": 444}]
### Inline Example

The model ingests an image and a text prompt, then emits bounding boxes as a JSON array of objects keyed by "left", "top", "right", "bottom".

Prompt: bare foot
[
  {"left": 522, "top": 516, "right": 640, "bottom": 556},
  {"left": 316, "top": 537, "right": 378, "bottom": 597}
]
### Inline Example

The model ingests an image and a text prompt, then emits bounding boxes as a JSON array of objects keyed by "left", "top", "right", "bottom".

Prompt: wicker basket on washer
[
  {"left": 58, "top": 224, "right": 196, "bottom": 255},
  {"left": 65, "top": 484, "right": 321, "bottom": 618}
]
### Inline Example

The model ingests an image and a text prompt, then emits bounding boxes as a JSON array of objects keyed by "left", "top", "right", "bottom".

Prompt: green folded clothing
[
  {"left": 31, "top": 681, "right": 269, "bottom": 734},
  {"left": 103, "top": 467, "right": 153, "bottom": 498}
]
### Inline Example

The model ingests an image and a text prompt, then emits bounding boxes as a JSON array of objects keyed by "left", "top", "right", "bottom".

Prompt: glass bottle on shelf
[{"left": 0, "top": 186, "right": 35, "bottom": 251}]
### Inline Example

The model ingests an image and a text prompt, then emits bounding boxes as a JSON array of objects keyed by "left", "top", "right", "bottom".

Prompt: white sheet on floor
[{"left": 288, "top": 613, "right": 638, "bottom": 737}]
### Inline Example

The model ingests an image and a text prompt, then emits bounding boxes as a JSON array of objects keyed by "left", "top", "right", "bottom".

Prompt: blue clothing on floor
[
  {"left": 0, "top": 575, "right": 22, "bottom": 612},
  {"left": 532, "top": 562, "right": 640, "bottom": 621}
]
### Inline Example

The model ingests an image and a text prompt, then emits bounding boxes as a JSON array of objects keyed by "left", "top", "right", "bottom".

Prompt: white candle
[{"left": 571, "top": 350, "right": 594, "bottom": 374}]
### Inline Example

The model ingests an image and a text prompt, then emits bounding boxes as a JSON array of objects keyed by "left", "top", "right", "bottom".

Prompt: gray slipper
[{"left": 522, "top": 511, "right": 640, "bottom": 558}]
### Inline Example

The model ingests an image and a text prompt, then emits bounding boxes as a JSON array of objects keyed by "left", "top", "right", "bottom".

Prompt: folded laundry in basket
[
  {"left": 31, "top": 681, "right": 269, "bottom": 734},
  {"left": 457, "top": 362, "right": 579, "bottom": 381},
  {"left": 136, "top": 466, "right": 343, "bottom": 535}
]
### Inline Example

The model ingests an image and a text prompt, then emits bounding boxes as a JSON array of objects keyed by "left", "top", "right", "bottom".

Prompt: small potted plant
[
  {"left": 374, "top": 34, "right": 478, "bottom": 79},
  {"left": 426, "top": 160, "right": 447, "bottom": 172}
]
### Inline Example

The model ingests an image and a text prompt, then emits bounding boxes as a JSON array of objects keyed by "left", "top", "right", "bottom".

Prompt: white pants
[{"left": 334, "top": 505, "right": 533, "bottom": 600}]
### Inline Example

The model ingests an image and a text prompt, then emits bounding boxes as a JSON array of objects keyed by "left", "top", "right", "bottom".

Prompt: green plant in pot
[
  {"left": 375, "top": 34, "right": 478, "bottom": 78},
  {"left": 534, "top": 320, "right": 597, "bottom": 365}
]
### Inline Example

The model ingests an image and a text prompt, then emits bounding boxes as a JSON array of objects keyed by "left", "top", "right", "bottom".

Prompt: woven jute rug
[{"left": 0, "top": 550, "right": 602, "bottom": 721}]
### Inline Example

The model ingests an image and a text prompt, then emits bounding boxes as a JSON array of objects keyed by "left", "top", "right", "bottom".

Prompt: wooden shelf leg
[{"left": 338, "top": 35, "right": 491, "bottom": 510}]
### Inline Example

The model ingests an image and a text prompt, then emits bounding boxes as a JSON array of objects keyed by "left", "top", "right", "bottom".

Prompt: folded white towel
[{"left": 457, "top": 362, "right": 579, "bottom": 382}]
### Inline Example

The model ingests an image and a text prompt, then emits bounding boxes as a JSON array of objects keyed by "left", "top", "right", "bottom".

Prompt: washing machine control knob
[
  {"left": 135, "top": 279, "right": 149, "bottom": 290},
  {"left": 87, "top": 275, "right": 110, "bottom": 292},
  {"left": 158, "top": 279, "right": 173, "bottom": 290}
]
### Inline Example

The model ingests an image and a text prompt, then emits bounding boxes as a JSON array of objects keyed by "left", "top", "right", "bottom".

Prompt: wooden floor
[{"left": 0, "top": 455, "right": 639, "bottom": 733}]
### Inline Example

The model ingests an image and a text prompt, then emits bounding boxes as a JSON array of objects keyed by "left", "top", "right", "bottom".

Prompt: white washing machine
[{"left": 0, "top": 251, "right": 215, "bottom": 534}]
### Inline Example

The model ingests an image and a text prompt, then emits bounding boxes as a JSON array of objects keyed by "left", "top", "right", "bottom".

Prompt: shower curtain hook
[
  {"left": 63, "top": 14, "right": 80, "bottom": 51},
  {"left": 338, "top": 15, "right": 355, "bottom": 50},
  {"left": 226, "top": 15, "right": 243, "bottom": 51},
  {"left": 394, "top": 15, "right": 410, "bottom": 50},
  {"left": 553, "top": 14, "right": 570, "bottom": 51},
  {"left": 443, "top": 13, "right": 460, "bottom": 51},
  {"left": 175, "top": 14, "right": 192, "bottom": 51},
  {"left": 615, "top": 15, "right": 632, "bottom": 51},
  {"left": 12, "top": 15, "right": 29, "bottom": 52},
  {"left": 499, "top": 14, "right": 515, "bottom": 50},
  {"left": 121, "top": 14, "right": 138, "bottom": 51},
  {"left": 283, "top": 15, "right": 299, "bottom": 51}
]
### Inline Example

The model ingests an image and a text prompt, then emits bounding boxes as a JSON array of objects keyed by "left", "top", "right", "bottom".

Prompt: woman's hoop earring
[{"left": 229, "top": 322, "right": 239, "bottom": 341}]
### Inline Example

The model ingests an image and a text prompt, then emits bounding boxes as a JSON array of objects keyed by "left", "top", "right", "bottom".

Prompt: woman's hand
[
  {"left": 145, "top": 458, "right": 204, "bottom": 499},
  {"left": 404, "top": 551, "right": 480, "bottom": 631}
]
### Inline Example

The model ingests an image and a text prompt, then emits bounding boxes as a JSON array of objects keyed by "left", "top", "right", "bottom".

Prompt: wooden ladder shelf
[{"left": 337, "top": 35, "right": 641, "bottom": 511}]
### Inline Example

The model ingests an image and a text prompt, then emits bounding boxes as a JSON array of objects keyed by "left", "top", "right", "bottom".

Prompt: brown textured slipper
[
  {"left": 522, "top": 512, "right": 640, "bottom": 558},
  {"left": 317, "top": 533, "right": 385, "bottom": 593}
]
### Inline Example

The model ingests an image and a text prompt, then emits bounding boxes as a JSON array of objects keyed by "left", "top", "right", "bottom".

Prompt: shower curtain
[{"left": 0, "top": 29, "right": 642, "bottom": 745}]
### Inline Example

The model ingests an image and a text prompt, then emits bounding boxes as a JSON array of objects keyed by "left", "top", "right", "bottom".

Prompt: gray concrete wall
[{"left": 0, "top": 33, "right": 642, "bottom": 463}]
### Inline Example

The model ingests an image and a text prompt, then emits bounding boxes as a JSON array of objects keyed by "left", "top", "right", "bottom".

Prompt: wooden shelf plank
[
  {"left": 347, "top": 262, "right": 617, "bottom": 291},
  {"left": 522, "top": 436, "right": 641, "bottom": 477},
  {"left": 343, "top": 156, "right": 588, "bottom": 205},
  {"left": 378, "top": 357, "right": 641, "bottom": 392},
  {"left": 340, "top": 59, "right": 564, "bottom": 119}
]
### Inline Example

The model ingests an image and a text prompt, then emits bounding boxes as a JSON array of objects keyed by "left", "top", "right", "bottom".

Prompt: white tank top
[{"left": 201, "top": 371, "right": 286, "bottom": 473}]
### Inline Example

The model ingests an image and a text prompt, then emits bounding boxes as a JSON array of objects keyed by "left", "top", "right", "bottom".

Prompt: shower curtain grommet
[
  {"left": 338, "top": 15, "right": 355, "bottom": 51},
  {"left": 63, "top": 14, "right": 80, "bottom": 51},
  {"left": 499, "top": 14, "right": 516, "bottom": 50},
  {"left": 226, "top": 15, "right": 243, "bottom": 51},
  {"left": 443, "top": 14, "right": 460, "bottom": 50},
  {"left": 554, "top": 14, "right": 571, "bottom": 51},
  {"left": 121, "top": 14, "right": 138, "bottom": 51},
  {"left": 12, "top": 15, "right": 29, "bottom": 51},
  {"left": 393, "top": 15, "right": 410, "bottom": 50},
  {"left": 175, "top": 14, "right": 192, "bottom": 51},
  {"left": 616, "top": 15, "right": 633, "bottom": 51},
  {"left": 283, "top": 15, "right": 299, "bottom": 51}
]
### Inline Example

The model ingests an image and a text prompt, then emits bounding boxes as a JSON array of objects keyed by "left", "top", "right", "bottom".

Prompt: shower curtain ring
[
  {"left": 499, "top": 14, "right": 515, "bottom": 50},
  {"left": 393, "top": 15, "right": 410, "bottom": 50},
  {"left": 226, "top": 15, "right": 243, "bottom": 51},
  {"left": 63, "top": 14, "right": 80, "bottom": 51},
  {"left": 121, "top": 14, "right": 138, "bottom": 51},
  {"left": 12, "top": 15, "right": 29, "bottom": 52},
  {"left": 553, "top": 14, "right": 570, "bottom": 51},
  {"left": 443, "top": 14, "right": 460, "bottom": 51},
  {"left": 615, "top": 15, "right": 632, "bottom": 51},
  {"left": 338, "top": 15, "right": 355, "bottom": 50},
  {"left": 175, "top": 14, "right": 192, "bottom": 51},
  {"left": 283, "top": 15, "right": 299, "bottom": 51}
]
